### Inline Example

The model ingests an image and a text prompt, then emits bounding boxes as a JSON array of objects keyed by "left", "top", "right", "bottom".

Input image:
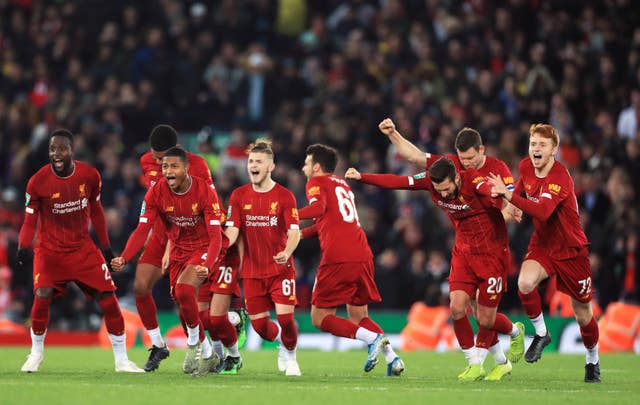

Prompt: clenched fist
[{"left": 378, "top": 118, "right": 396, "bottom": 136}]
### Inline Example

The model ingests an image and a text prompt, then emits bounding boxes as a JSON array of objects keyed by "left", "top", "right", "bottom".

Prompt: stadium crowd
[{"left": 0, "top": 0, "right": 639, "bottom": 330}]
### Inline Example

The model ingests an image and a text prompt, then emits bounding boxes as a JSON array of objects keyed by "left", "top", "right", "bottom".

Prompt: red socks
[
  {"left": 452, "top": 316, "right": 475, "bottom": 349},
  {"left": 209, "top": 314, "right": 238, "bottom": 347},
  {"left": 97, "top": 294, "right": 125, "bottom": 335},
  {"left": 31, "top": 296, "right": 52, "bottom": 335},
  {"left": 135, "top": 293, "right": 159, "bottom": 330},
  {"left": 174, "top": 284, "right": 204, "bottom": 341},
  {"left": 518, "top": 289, "right": 543, "bottom": 318},
  {"left": 358, "top": 317, "right": 384, "bottom": 334},
  {"left": 580, "top": 316, "right": 599, "bottom": 349},
  {"left": 492, "top": 312, "right": 514, "bottom": 335},
  {"left": 276, "top": 313, "right": 298, "bottom": 351},
  {"left": 319, "top": 314, "right": 359, "bottom": 339},
  {"left": 250, "top": 317, "right": 279, "bottom": 341},
  {"left": 476, "top": 326, "right": 495, "bottom": 349}
]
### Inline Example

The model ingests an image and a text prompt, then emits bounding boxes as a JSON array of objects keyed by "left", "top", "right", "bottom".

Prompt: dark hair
[
  {"left": 428, "top": 157, "right": 457, "bottom": 183},
  {"left": 454, "top": 127, "right": 482, "bottom": 152},
  {"left": 149, "top": 124, "right": 178, "bottom": 151},
  {"left": 248, "top": 138, "right": 274, "bottom": 159},
  {"left": 162, "top": 146, "right": 188, "bottom": 163},
  {"left": 50, "top": 128, "right": 74, "bottom": 146},
  {"left": 306, "top": 143, "right": 338, "bottom": 173}
]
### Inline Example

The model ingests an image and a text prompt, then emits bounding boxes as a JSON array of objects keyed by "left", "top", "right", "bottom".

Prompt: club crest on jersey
[
  {"left": 150, "top": 170, "right": 158, "bottom": 176},
  {"left": 79, "top": 184, "right": 86, "bottom": 197},
  {"left": 51, "top": 192, "right": 60, "bottom": 199},
  {"left": 192, "top": 203, "right": 199, "bottom": 215},
  {"left": 165, "top": 206, "right": 174, "bottom": 212},
  {"left": 269, "top": 202, "right": 278, "bottom": 215},
  {"left": 25, "top": 193, "right": 31, "bottom": 206},
  {"left": 292, "top": 208, "right": 299, "bottom": 221}
]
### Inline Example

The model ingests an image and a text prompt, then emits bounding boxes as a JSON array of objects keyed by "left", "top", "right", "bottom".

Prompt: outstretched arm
[{"left": 378, "top": 118, "right": 426, "bottom": 168}]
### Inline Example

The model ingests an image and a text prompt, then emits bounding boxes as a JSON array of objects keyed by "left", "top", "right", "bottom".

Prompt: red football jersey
[
  {"left": 122, "top": 176, "right": 223, "bottom": 269},
  {"left": 299, "top": 174, "right": 372, "bottom": 265},
  {"left": 19, "top": 161, "right": 106, "bottom": 252},
  {"left": 139, "top": 150, "right": 213, "bottom": 188},
  {"left": 428, "top": 168, "right": 507, "bottom": 254},
  {"left": 426, "top": 153, "right": 515, "bottom": 190},
  {"left": 512, "top": 158, "right": 589, "bottom": 259},
  {"left": 226, "top": 183, "right": 299, "bottom": 279}
]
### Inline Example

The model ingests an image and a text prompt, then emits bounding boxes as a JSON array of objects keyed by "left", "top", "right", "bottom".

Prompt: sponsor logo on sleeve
[
  {"left": 308, "top": 186, "right": 321, "bottom": 196},
  {"left": 413, "top": 172, "right": 427, "bottom": 179},
  {"left": 548, "top": 183, "right": 561, "bottom": 194},
  {"left": 140, "top": 201, "right": 146, "bottom": 216}
]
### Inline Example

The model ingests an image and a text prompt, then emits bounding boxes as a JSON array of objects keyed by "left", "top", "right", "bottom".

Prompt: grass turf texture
[{"left": 1, "top": 348, "right": 638, "bottom": 404}]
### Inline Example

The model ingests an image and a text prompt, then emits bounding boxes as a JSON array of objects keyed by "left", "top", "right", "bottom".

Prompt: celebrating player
[
  {"left": 299, "top": 144, "right": 405, "bottom": 376},
  {"left": 135, "top": 124, "right": 245, "bottom": 372},
  {"left": 17, "top": 129, "right": 143, "bottom": 373},
  {"left": 112, "top": 147, "right": 223, "bottom": 376},
  {"left": 225, "top": 140, "right": 302, "bottom": 376},
  {"left": 488, "top": 124, "right": 601, "bottom": 383}
]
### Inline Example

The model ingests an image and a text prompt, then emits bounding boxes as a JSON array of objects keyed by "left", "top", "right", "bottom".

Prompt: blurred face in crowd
[
  {"left": 49, "top": 136, "right": 74, "bottom": 177},
  {"left": 162, "top": 156, "right": 189, "bottom": 193},
  {"left": 247, "top": 151, "right": 274, "bottom": 188},
  {"left": 456, "top": 145, "right": 486, "bottom": 170},
  {"left": 529, "top": 132, "right": 558, "bottom": 172}
]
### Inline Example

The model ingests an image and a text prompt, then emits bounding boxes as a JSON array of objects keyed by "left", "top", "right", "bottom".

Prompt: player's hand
[
  {"left": 16, "top": 248, "right": 30, "bottom": 269},
  {"left": 194, "top": 265, "right": 209, "bottom": 281},
  {"left": 111, "top": 257, "right": 126, "bottom": 272},
  {"left": 378, "top": 118, "right": 396, "bottom": 136},
  {"left": 101, "top": 247, "right": 115, "bottom": 271},
  {"left": 345, "top": 168, "right": 362, "bottom": 180},
  {"left": 273, "top": 251, "right": 290, "bottom": 266},
  {"left": 510, "top": 206, "right": 523, "bottom": 223},
  {"left": 487, "top": 173, "right": 507, "bottom": 196}
]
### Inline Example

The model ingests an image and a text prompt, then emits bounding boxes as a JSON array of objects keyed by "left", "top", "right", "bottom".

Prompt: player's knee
[
  {"left": 311, "top": 314, "right": 324, "bottom": 330},
  {"left": 450, "top": 302, "right": 467, "bottom": 319},
  {"left": 173, "top": 284, "right": 191, "bottom": 304},
  {"left": 35, "top": 287, "right": 53, "bottom": 299},
  {"left": 517, "top": 278, "right": 536, "bottom": 294},
  {"left": 250, "top": 317, "right": 269, "bottom": 337}
]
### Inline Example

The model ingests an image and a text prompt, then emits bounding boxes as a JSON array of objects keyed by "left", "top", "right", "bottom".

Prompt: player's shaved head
[{"left": 150, "top": 125, "right": 178, "bottom": 151}]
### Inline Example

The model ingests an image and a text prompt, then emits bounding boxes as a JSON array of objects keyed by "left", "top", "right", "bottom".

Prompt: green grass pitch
[{"left": 1, "top": 348, "right": 638, "bottom": 404}]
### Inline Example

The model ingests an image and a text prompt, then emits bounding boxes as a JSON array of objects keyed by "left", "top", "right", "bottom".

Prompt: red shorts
[
  {"left": 526, "top": 247, "right": 593, "bottom": 303},
  {"left": 33, "top": 241, "right": 116, "bottom": 298},
  {"left": 311, "top": 261, "right": 381, "bottom": 308},
  {"left": 243, "top": 268, "right": 297, "bottom": 315},
  {"left": 138, "top": 230, "right": 166, "bottom": 268},
  {"left": 449, "top": 246, "right": 510, "bottom": 308},
  {"left": 208, "top": 247, "right": 241, "bottom": 297},
  {"left": 167, "top": 249, "right": 208, "bottom": 300}
]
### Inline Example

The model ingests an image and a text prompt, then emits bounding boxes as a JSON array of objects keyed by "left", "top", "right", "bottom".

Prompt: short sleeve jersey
[
  {"left": 139, "top": 176, "right": 222, "bottom": 261},
  {"left": 226, "top": 183, "right": 299, "bottom": 278},
  {"left": 303, "top": 175, "right": 372, "bottom": 264},
  {"left": 428, "top": 168, "right": 508, "bottom": 254},
  {"left": 516, "top": 158, "right": 589, "bottom": 258},
  {"left": 23, "top": 161, "right": 102, "bottom": 252}
]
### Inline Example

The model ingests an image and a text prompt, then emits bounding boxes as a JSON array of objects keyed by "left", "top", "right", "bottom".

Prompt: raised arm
[{"left": 378, "top": 118, "right": 426, "bottom": 168}]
